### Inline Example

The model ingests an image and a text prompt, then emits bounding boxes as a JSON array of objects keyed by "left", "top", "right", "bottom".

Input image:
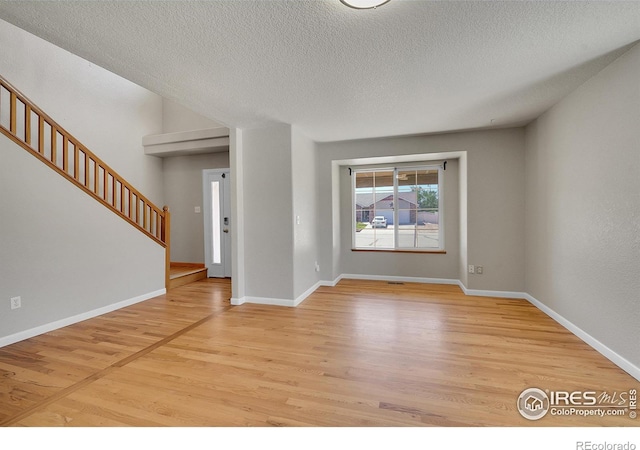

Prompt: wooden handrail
[{"left": 0, "top": 75, "right": 171, "bottom": 288}]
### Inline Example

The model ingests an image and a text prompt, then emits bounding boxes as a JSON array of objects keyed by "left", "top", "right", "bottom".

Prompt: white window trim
[{"left": 351, "top": 164, "right": 444, "bottom": 252}]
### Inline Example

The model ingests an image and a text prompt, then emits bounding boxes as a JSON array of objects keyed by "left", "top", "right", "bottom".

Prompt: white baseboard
[
  {"left": 458, "top": 282, "right": 528, "bottom": 300},
  {"left": 341, "top": 274, "right": 528, "bottom": 300},
  {"left": 294, "top": 281, "right": 323, "bottom": 306},
  {"left": 319, "top": 274, "right": 343, "bottom": 287},
  {"left": 232, "top": 296, "right": 297, "bottom": 307},
  {"left": 0, "top": 288, "right": 166, "bottom": 349},
  {"left": 524, "top": 293, "right": 640, "bottom": 382},
  {"left": 230, "top": 297, "right": 245, "bottom": 306},
  {"left": 230, "top": 280, "right": 324, "bottom": 308},
  {"left": 341, "top": 273, "right": 460, "bottom": 286}
]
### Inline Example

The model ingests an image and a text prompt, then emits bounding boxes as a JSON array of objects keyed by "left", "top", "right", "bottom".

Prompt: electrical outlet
[
  {"left": 194, "top": 206, "right": 201, "bottom": 213},
  {"left": 476, "top": 266, "right": 483, "bottom": 275},
  {"left": 10, "top": 296, "right": 21, "bottom": 310},
  {"left": 314, "top": 261, "right": 320, "bottom": 272},
  {"left": 468, "top": 265, "right": 475, "bottom": 274}
]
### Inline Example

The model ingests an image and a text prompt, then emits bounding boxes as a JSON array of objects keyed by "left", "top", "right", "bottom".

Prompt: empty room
[{"left": 0, "top": 0, "right": 638, "bottom": 446}]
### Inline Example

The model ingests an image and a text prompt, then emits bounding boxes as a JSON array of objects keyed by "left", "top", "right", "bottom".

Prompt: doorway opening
[{"left": 203, "top": 169, "right": 231, "bottom": 278}]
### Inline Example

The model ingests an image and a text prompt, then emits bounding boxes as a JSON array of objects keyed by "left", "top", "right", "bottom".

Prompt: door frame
[{"left": 202, "top": 168, "right": 231, "bottom": 278}]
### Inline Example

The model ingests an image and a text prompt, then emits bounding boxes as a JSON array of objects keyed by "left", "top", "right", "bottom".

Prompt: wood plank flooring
[{"left": 0, "top": 279, "right": 637, "bottom": 427}]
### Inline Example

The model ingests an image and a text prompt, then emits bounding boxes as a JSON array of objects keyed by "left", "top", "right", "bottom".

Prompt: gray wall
[
  {"left": 524, "top": 43, "right": 640, "bottom": 368},
  {"left": 0, "top": 135, "right": 165, "bottom": 341},
  {"left": 241, "top": 124, "right": 295, "bottom": 300},
  {"left": 0, "top": 19, "right": 164, "bottom": 205},
  {"left": 233, "top": 124, "right": 320, "bottom": 302},
  {"left": 316, "top": 128, "right": 525, "bottom": 292},
  {"left": 160, "top": 95, "right": 230, "bottom": 264},
  {"left": 292, "top": 127, "right": 320, "bottom": 298},
  {"left": 0, "top": 19, "right": 166, "bottom": 345},
  {"left": 338, "top": 159, "right": 460, "bottom": 280},
  {"left": 163, "top": 152, "right": 230, "bottom": 263},
  {"left": 162, "top": 98, "right": 224, "bottom": 133}
]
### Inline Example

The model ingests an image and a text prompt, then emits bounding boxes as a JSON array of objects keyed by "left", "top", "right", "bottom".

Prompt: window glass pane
[
  {"left": 397, "top": 168, "right": 439, "bottom": 249},
  {"left": 417, "top": 208, "right": 440, "bottom": 248},
  {"left": 353, "top": 167, "right": 441, "bottom": 250},
  {"left": 355, "top": 172, "right": 374, "bottom": 247},
  {"left": 372, "top": 170, "right": 394, "bottom": 249},
  {"left": 211, "top": 181, "right": 221, "bottom": 264},
  {"left": 355, "top": 170, "right": 394, "bottom": 249}
]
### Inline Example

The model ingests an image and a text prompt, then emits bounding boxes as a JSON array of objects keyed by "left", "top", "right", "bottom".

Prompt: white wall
[
  {"left": 525, "top": 43, "right": 640, "bottom": 369},
  {"left": 316, "top": 128, "right": 525, "bottom": 292}
]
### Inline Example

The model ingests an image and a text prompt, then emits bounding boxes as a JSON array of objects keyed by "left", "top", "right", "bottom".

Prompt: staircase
[
  {"left": 169, "top": 263, "right": 208, "bottom": 289},
  {"left": 0, "top": 75, "right": 172, "bottom": 289}
]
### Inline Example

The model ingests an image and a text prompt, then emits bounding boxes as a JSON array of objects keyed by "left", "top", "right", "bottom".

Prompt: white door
[{"left": 203, "top": 169, "right": 231, "bottom": 278}]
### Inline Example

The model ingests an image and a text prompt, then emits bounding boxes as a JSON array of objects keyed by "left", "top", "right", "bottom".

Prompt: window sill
[{"left": 352, "top": 249, "right": 446, "bottom": 254}]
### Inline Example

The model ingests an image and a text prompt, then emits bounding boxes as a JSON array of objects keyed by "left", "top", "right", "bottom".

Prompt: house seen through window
[{"left": 353, "top": 166, "right": 443, "bottom": 251}]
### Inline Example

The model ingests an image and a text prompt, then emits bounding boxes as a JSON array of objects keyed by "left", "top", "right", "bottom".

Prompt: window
[{"left": 353, "top": 165, "right": 443, "bottom": 251}]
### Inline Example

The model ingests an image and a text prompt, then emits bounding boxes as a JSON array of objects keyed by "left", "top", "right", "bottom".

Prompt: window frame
[{"left": 351, "top": 164, "right": 445, "bottom": 253}]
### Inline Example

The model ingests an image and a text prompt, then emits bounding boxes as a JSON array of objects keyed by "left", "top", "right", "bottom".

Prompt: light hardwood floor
[{"left": 0, "top": 279, "right": 637, "bottom": 427}]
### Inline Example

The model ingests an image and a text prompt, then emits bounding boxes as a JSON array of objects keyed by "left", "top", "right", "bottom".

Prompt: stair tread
[{"left": 169, "top": 267, "right": 207, "bottom": 280}]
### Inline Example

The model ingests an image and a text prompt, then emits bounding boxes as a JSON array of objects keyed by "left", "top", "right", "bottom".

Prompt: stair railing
[{"left": 0, "top": 75, "right": 171, "bottom": 289}]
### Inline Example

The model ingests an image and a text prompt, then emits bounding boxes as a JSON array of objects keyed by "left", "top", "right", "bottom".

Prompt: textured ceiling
[{"left": 0, "top": 1, "right": 638, "bottom": 142}]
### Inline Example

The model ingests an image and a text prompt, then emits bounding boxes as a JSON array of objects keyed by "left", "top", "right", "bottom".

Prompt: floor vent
[{"left": 388, "top": 281, "right": 405, "bottom": 285}]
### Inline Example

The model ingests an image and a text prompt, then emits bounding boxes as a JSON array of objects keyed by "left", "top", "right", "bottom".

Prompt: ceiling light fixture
[{"left": 340, "top": 0, "right": 391, "bottom": 10}]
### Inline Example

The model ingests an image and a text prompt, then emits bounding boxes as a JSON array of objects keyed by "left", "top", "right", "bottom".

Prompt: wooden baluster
[
  {"left": 103, "top": 167, "right": 109, "bottom": 203},
  {"left": 25, "top": 104, "right": 31, "bottom": 145},
  {"left": 163, "top": 206, "right": 171, "bottom": 289},
  {"left": 143, "top": 202, "right": 149, "bottom": 232},
  {"left": 122, "top": 186, "right": 128, "bottom": 218},
  {"left": 9, "top": 92, "right": 16, "bottom": 134},
  {"left": 151, "top": 207, "right": 159, "bottom": 237},
  {"left": 51, "top": 125, "right": 57, "bottom": 166},
  {"left": 111, "top": 175, "right": 116, "bottom": 207},
  {"left": 112, "top": 177, "right": 116, "bottom": 208},
  {"left": 104, "top": 170, "right": 109, "bottom": 203},
  {"left": 129, "top": 191, "right": 134, "bottom": 222},
  {"left": 150, "top": 209, "right": 155, "bottom": 236},
  {"left": 38, "top": 115, "right": 44, "bottom": 155},
  {"left": 154, "top": 209, "right": 159, "bottom": 238},
  {"left": 73, "top": 141, "right": 80, "bottom": 181},
  {"left": 62, "top": 136, "right": 68, "bottom": 174},
  {"left": 84, "top": 150, "right": 90, "bottom": 188},
  {"left": 120, "top": 182, "right": 126, "bottom": 213},
  {"left": 94, "top": 159, "right": 99, "bottom": 194}
]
